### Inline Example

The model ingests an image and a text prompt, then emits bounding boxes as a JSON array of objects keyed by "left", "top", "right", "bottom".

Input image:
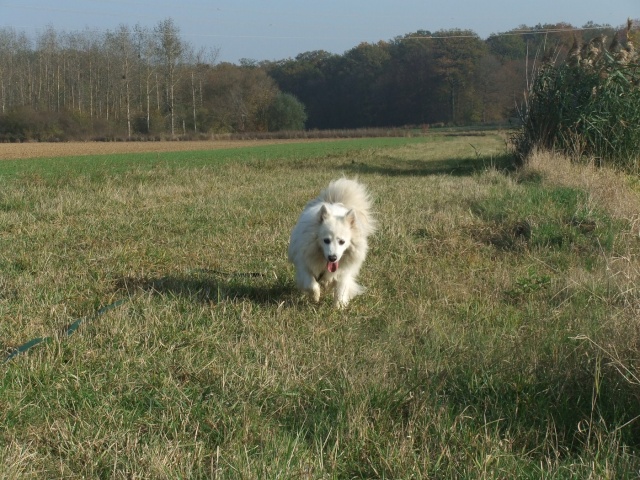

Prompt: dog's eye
[
  {"left": 323, "top": 239, "right": 330, "bottom": 244},
  {"left": 338, "top": 239, "right": 345, "bottom": 245}
]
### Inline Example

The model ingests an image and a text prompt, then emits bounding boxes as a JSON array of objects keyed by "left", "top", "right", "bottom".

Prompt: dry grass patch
[
  {"left": 521, "top": 149, "right": 640, "bottom": 230},
  {"left": 520, "top": 148, "right": 640, "bottom": 320}
]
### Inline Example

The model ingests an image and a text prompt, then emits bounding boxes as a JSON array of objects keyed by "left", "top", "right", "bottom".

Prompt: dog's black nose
[{"left": 328, "top": 255, "right": 338, "bottom": 262}]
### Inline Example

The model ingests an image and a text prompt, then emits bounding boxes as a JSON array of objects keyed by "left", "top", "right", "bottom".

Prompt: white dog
[{"left": 288, "top": 178, "right": 376, "bottom": 308}]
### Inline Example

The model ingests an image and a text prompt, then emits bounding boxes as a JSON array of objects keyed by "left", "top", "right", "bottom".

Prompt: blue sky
[{"left": 1, "top": 0, "right": 636, "bottom": 63}]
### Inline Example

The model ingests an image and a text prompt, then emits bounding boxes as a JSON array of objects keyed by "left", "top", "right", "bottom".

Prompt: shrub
[
  {"left": 265, "top": 93, "right": 307, "bottom": 132},
  {"left": 514, "top": 21, "right": 640, "bottom": 171},
  {"left": 0, "top": 108, "right": 63, "bottom": 142}
]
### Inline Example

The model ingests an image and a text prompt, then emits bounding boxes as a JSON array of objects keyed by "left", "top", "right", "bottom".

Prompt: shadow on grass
[
  {"left": 117, "top": 270, "right": 296, "bottom": 305},
  {"left": 266, "top": 358, "right": 640, "bottom": 473},
  {"left": 436, "top": 362, "right": 640, "bottom": 456},
  {"left": 343, "top": 152, "right": 518, "bottom": 177}
]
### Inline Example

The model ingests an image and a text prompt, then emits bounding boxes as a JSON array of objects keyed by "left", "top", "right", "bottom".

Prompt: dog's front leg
[
  {"left": 309, "top": 282, "right": 321, "bottom": 303},
  {"left": 333, "top": 281, "right": 350, "bottom": 309},
  {"left": 297, "top": 269, "right": 321, "bottom": 302}
]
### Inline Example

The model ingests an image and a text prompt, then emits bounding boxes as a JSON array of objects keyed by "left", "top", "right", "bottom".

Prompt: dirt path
[{"left": 0, "top": 139, "right": 318, "bottom": 160}]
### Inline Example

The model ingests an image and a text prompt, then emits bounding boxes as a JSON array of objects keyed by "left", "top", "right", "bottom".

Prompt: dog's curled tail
[{"left": 320, "top": 178, "right": 376, "bottom": 236}]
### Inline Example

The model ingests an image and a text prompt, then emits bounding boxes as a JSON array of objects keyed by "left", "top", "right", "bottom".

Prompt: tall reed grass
[{"left": 514, "top": 20, "right": 640, "bottom": 171}]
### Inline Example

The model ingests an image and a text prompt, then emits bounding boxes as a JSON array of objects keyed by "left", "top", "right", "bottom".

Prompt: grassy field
[{"left": 1, "top": 133, "right": 640, "bottom": 478}]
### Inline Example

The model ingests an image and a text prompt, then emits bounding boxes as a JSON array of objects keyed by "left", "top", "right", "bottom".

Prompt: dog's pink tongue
[{"left": 327, "top": 261, "right": 339, "bottom": 273}]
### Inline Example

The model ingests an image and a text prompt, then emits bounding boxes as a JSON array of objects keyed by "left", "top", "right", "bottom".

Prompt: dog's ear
[
  {"left": 345, "top": 209, "right": 357, "bottom": 228},
  {"left": 319, "top": 204, "right": 331, "bottom": 222}
]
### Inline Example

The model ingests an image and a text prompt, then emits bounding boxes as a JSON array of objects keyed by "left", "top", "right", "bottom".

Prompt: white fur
[{"left": 288, "top": 178, "right": 376, "bottom": 308}]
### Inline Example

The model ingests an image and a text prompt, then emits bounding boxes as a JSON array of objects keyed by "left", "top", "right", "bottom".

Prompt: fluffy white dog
[{"left": 288, "top": 178, "right": 376, "bottom": 308}]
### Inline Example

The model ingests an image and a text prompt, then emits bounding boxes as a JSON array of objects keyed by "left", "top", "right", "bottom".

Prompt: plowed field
[{"left": 0, "top": 139, "right": 316, "bottom": 160}]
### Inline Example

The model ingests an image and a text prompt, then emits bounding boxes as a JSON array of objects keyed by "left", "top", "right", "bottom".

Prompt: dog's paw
[
  {"left": 333, "top": 294, "right": 350, "bottom": 309},
  {"left": 310, "top": 284, "right": 321, "bottom": 303}
]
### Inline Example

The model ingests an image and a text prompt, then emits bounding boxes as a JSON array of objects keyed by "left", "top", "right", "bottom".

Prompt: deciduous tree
[{"left": 154, "top": 18, "right": 183, "bottom": 137}]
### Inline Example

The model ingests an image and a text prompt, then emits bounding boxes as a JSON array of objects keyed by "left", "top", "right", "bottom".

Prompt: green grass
[
  {"left": 0, "top": 136, "right": 435, "bottom": 177},
  {"left": 2, "top": 132, "right": 640, "bottom": 478}
]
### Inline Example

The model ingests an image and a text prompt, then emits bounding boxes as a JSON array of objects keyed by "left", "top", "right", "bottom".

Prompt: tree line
[
  {"left": 266, "top": 21, "right": 636, "bottom": 129},
  {"left": 0, "top": 18, "right": 634, "bottom": 141}
]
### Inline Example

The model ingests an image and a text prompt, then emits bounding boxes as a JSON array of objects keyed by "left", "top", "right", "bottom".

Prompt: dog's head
[{"left": 317, "top": 204, "right": 356, "bottom": 273}]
